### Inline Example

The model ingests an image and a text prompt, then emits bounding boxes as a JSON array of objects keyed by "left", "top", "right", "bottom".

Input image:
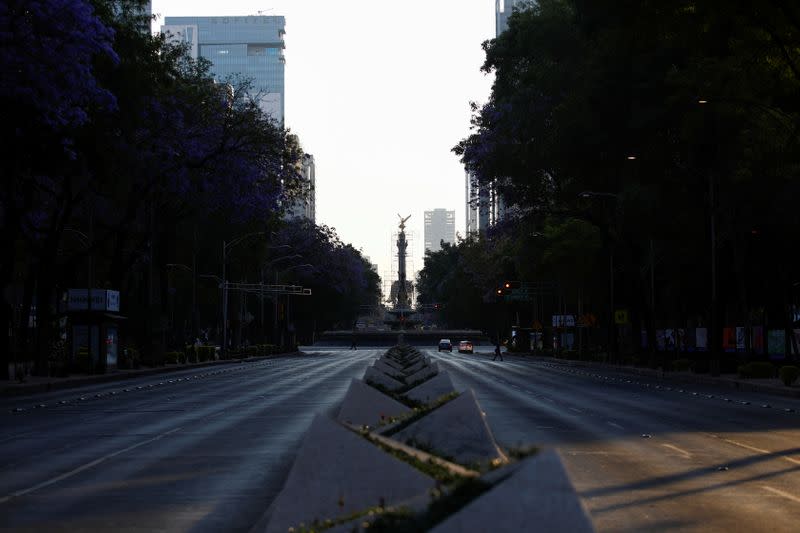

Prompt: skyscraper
[
  {"left": 286, "top": 154, "right": 316, "bottom": 222},
  {"left": 495, "top": 0, "right": 523, "bottom": 35},
  {"left": 424, "top": 209, "right": 456, "bottom": 253},
  {"left": 464, "top": 1, "right": 523, "bottom": 234},
  {"left": 465, "top": 171, "right": 479, "bottom": 235},
  {"left": 162, "top": 15, "right": 286, "bottom": 123}
]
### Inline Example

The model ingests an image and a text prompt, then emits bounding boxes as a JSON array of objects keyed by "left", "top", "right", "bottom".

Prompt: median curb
[
  {"left": 525, "top": 355, "right": 800, "bottom": 399},
  {"left": 0, "top": 351, "right": 302, "bottom": 398}
]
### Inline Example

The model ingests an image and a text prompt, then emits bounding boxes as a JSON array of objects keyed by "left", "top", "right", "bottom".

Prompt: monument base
[
  {"left": 383, "top": 308, "right": 420, "bottom": 330},
  {"left": 316, "top": 330, "right": 489, "bottom": 347}
]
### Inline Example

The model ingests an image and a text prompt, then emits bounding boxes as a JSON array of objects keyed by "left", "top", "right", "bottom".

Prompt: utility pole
[
  {"left": 710, "top": 172, "right": 719, "bottom": 375},
  {"left": 222, "top": 240, "right": 228, "bottom": 358}
]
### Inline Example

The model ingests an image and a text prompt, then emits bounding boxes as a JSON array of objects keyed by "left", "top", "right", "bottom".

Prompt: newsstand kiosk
[{"left": 64, "top": 289, "right": 123, "bottom": 373}]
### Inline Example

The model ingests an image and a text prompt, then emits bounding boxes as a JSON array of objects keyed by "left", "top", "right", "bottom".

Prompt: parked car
[
  {"left": 438, "top": 339, "right": 452, "bottom": 352},
  {"left": 458, "top": 340, "right": 474, "bottom": 354}
]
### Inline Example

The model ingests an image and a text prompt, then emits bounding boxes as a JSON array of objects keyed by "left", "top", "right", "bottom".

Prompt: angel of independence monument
[{"left": 384, "top": 215, "right": 420, "bottom": 330}]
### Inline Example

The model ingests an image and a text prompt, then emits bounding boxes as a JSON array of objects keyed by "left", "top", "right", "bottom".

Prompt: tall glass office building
[{"left": 162, "top": 16, "right": 286, "bottom": 123}]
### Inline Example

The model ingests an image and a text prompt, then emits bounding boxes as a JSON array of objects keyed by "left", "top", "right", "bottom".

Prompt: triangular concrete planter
[
  {"left": 403, "top": 371, "right": 457, "bottom": 404},
  {"left": 265, "top": 415, "right": 435, "bottom": 533},
  {"left": 393, "top": 389, "right": 505, "bottom": 465},
  {"left": 373, "top": 359, "right": 406, "bottom": 380},
  {"left": 337, "top": 378, "right": 412, "bottom": 428},
  {"left": 405, "top": 362, "right": 439, "bottom": 387},
  {"left": 364, "top": 367, "right": 405, "bottom": 391},
  {"left": 431, "top": 450, "right": 595, "bottom": 533}
]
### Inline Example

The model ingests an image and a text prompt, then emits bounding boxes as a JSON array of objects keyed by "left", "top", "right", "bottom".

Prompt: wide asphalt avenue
[{"left": 1, "top": 347, "right": 799, "bottom": 532}]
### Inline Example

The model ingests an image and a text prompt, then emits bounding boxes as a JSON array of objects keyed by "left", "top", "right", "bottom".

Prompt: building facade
[
  {"left": 162, "top": 15, "right": 286, "bottom": 123},
  {"left": 495, "top": 0, "right": 524, "bottom": 35},
  {"left": 465, "top": 1, "right": 524, "bottom": 235},
  {"left": 285, "top": 154, "right": 316, "bottom": 222},
  {"left": 424, "top": 209, "right": 456, "bottom": 253}
]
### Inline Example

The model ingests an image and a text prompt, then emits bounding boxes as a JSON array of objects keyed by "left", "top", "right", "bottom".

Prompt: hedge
[
  {"left": 779, "top": 366, "right": 799, "bottom": 387},
  {"left": 737, "top": 361, "right": 775, "bottom": 379},
  {"left": 671, "top": 359, "right": 692, "bottom": 372},
  {"left": 165, "top": 351, "right": 183, "bottom": 364}
]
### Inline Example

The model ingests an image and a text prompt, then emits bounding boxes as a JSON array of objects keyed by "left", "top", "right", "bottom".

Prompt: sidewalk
[
  {"left": 1, "top": 352, "right": 301, "bottom": 398},
  {"left": 519, "top": 354, "right": 800, "bottom": 399}
]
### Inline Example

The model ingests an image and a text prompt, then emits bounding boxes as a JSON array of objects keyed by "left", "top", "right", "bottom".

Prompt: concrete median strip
[{"left": 260, "top": 343, "right": 594, "bottom": 531}]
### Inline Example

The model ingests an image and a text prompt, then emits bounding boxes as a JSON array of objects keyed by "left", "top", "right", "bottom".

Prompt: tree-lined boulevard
[
  {"left": 4, "top": 0, "right": 800, "bottom": 529},
  {"left": 1, "top": 348, "right": 799, "bottom": 531}
]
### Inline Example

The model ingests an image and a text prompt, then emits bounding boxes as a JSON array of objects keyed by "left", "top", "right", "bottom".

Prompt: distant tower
[
  {"left": 396, "top": 215, "right": 411, "bottom": 309},
  {"left": 463, "top": 0, "right": 523, "bottom": 232},
  {"left": 424, "top": 209, "right": 455, "bottom": 253},
  {"left": 384, "top": 215, "right": 420, "bottom": 330}
]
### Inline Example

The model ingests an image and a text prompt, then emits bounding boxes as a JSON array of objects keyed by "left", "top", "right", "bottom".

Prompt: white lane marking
[
  {"left": 0, "top": 427, "right": 182, "bottom": 504},
  {"left": 661, "top": 443, "right": 692, "bottom": 459},
  {"left": 761, "top": 486, "right": 800, "bottom": 504},
  {"left": 569, "top": 407, "right": 583, "bottom": 414},
  {"left": 719, "top": 437, "right": 800, "bottom": 466},
  {"left": 607, "top": 421, "right": 624, "bottom": 430}
]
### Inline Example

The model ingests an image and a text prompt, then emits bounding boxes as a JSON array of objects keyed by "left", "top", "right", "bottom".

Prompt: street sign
[
  {"left": 552, "top": 315, "right": 575, "bottom": 327},
  {"left": 66, "top": 289, "right": 120, "bottom": 312},
  {"left": 614, "top": 309, "right": 629, "bottom": 325}
]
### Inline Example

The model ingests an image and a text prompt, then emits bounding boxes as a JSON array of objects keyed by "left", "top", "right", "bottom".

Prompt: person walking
[
  {"left": 492, "top": 341, "right": 503, "bottom": 361},
  {"left": 350, "top": 334, "right": 358, "bottom": 350}
]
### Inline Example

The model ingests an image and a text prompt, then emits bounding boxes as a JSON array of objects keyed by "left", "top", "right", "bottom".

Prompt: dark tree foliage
[
  {"left": 271, "top": 221, "right": 381, "bottom": 340},
  {"left": 1, "top": 1, "right": 372, "bottom": 374},
  {"left": 444, "top": 0, "right": 800, "bottom": 361}
]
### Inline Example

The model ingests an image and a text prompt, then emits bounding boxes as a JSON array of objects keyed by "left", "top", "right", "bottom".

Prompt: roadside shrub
[
  {"left": 197, "top": 346, "right": 215, "bottom": 362},
  {"left": 184, "top": 345, "right": 197, "bottom": 363},
  {"left": 671, "top": 359, "right": 692, "bottom": 372},
  {"left": 779, "top": 366, "right": 800, "bottom": 387},
  {"left": 692, "top": 359, "right": 710, "bottom": 374},
  {"left": 74, "top": 347, "right": 91, "bottom": 374},
  {"left": 738, "top": 361, "right": 775, "bottom": 379},
  {"left": 164, "top": 351, "right": 182, "bottom": 364}
]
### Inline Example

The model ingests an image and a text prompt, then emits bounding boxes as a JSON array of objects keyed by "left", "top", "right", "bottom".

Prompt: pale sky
[{"left": 151, "top": 1, "right": 496, "bottom": 288}]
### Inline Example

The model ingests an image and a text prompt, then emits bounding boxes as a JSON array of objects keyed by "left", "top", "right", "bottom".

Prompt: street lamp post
[
  {"left": 274, "top": 263, "right": 313, "bottom": 348},
  {"left": 261, "top": 250, "right": 299, "bottom": 343},
  {"left": 222, "top": 232, "right": 265, "bottom": 358},
  {"left": 579, "top": 191, "right": 621, "bottom": 361},
  {"left": 166, "top": 263, "right": 194, "bottom": 348}
]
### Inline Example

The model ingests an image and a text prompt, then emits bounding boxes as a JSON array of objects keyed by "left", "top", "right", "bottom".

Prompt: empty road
[
  {"left": 2, "top": 347, "right": 799, "bottom": 532},
  {"left": 429, "top": 348, "right": 800, "bottom": 532}
]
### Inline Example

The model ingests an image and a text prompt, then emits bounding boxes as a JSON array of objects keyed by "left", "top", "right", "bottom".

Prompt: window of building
[{"left": 247, "top": 44, "right": 266, "bottom": 56}]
